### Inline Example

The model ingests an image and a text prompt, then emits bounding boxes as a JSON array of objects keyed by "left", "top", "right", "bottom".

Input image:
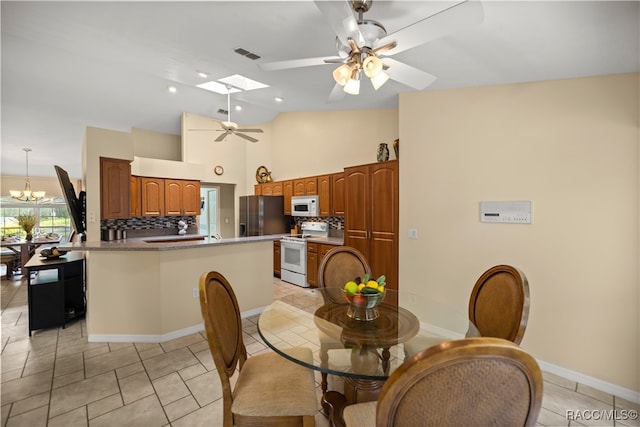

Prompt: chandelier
[{"left": 10, "top": 148, "right": 46, "bottom": 202}]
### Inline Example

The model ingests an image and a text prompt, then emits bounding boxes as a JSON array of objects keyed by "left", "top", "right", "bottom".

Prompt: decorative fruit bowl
[{"left": 343, "top": 275, "right": 386, "bottom": 321}]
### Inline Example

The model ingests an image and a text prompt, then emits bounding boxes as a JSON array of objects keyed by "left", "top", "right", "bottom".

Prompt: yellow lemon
[
  {"left": 367, "top": 280, "right": 379, "bottom": 289},
  {"left": 358, "top": 283, "right": 366, "bottom": 292},
  {"left": 378, "top": 285, "right": 385, "bottom": 293},
  {"left": 344, "top": 281, "right": 358, "bottom": 295}
]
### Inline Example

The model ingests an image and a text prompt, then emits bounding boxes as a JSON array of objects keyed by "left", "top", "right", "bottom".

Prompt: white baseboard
[
  {"left": 418, "top": 321, "right": 639, "bottom": 404},
  {"left": 536, "top": 359, "right": 640, "bottom": 404},
  {"left": 87, "top": 306, "right": 267, "bottom": 343}
]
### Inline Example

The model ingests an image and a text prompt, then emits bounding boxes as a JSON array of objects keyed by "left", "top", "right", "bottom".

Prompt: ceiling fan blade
[
  {"left": 215, "top": 131, "right": 230, "bottom": 142},
  {"left": 383, "top": 58, "right": 437, "bottom": 90},
  {"left": 377, "top": 0, "right": 484, "bottom": 57},
  {"left": 313, "top": 0, "right": 364, "bottom": 47},
  {"left": 259, "top": 56, "right": 341, "bottom": 71},
  {"left": 235, "top": 132, "right": 259, "bottom": 143},
  {"left": 327, "top": 83, "right": 346, "bottom": 103},
  {"left": 235, "top": 128, "right": 264, "bottom": 133}
]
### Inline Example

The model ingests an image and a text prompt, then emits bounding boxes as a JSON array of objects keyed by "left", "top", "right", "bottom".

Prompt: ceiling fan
[
  {"left": 213, "top": 86, "right": 264, "bottom": 143},
  {"left": 259, "top": 0, "right": 483, "bottom": 99}
]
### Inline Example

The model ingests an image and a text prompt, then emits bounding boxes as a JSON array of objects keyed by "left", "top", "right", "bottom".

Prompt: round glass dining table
[{"left": 257, "top": 287, "right": 479, "bottom": 426}]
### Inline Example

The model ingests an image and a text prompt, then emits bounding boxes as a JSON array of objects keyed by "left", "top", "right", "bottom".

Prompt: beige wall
[
  {"left": 398, "top": 73, "right": 639, "bottom": 393},
  {"left": 131, "top": 128, "right": 181, "bottom": 161},
  {"left": 270, "top": 109, "right": 399, "bottom": 181}
]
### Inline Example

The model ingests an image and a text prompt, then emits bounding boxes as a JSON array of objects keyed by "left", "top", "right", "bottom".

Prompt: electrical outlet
[
  {"left": 88, "top": 211, "right": 97, "bottom": 223},
  {"left": 192, "top": 288, "right": 198, "bottom": 299}
]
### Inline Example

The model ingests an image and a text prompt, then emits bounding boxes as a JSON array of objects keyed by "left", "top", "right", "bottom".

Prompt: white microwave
[{"left": 291, "top": 195, "right": 319, "bottom": 217}]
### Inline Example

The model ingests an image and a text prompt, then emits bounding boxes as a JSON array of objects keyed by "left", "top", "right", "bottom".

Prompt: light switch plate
[{"left": 408, "top": 228, "right": 418, "bottom": 239}]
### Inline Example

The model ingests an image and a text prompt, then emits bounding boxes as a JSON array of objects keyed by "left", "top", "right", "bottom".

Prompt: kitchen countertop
[
  {"left": 304, "top": 236, "right": 343, "bottom": 246},
  {"left": 59, "top": 234, "right": 285, "bottom": 252}
]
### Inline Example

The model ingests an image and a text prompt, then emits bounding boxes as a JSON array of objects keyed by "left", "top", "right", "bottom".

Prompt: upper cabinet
[
  {"left": 130, "top": 176, "right": 141, "bottom": 217},
  {"left": 294, "top": 177, "right": 317, "bottom": 196},
  {"left": 283, "top": 180, "right": 293, "bottom": 215},
  {"left": 135, "top": 176, "right": 200, "bottom": 217},
  {"left": 100, "top": 157, "right": 131, "bottom": 220},
  {"left": 331, "top": 173, "right": 345, "bottom": 216},
  {"left": 317, "top": 174, "right": 331, "bottom": 217},
  {"left": 140, "top": 177, "right": 165, "bottom": 216}
]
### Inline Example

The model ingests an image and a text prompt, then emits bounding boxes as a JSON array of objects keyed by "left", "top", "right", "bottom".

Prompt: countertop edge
[{"left": 58, "top": 234, "right": 286, "bottom": 252}]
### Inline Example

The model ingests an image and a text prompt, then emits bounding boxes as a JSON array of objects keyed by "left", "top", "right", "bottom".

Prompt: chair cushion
[
  {"left": 343, "top": 401, "right": 376, "bottom": 426},
  {"left": 232, "top": 347, "right": 317, "bottom": 417}
]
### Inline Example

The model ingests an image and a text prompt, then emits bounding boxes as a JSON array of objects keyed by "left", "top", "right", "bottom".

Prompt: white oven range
[{"left": 280, "top": 222, "right": 328, "bottom": 287}]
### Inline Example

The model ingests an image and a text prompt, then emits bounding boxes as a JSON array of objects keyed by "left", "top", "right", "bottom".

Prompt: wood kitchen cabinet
[
  {"left": 344, "top": 160, "right": 399, "bottom": 299},
  {"left": 318, "top": 174, "right": 332, "bottom": 217},
  {"left": 294, "top": 177, "right": 317, "bottom": 196},
  {"left": 254, "top": 184, "right": 262, "bottom": 195},
  {"left": 140, "top": 177, "right": 165, "bottom": 216},
  {"left": 306, "top": 242, "right": 319, "bottom": 287},
  {"left": 100, "top": 157, "right": 131, "bottom": 220},
  {"left": 130, "top": 176, "right": 141, "bottom": 217},
  {"left": 331, "top": 172, "right": 345, "bottom": 216},
  {"left": 283, "top": 180, "right": 293, "bottom": 215},
  {"left": 136, "top": 177, "right": 200, "bottom": 217},
  {"left": 273, "top": 240, "right": 281, "bottom": 278},
  {"left": 165, "top": 179, "right": 201, "bottom": 216}
]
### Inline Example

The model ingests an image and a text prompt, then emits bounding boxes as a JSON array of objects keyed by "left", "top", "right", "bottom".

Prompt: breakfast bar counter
[{"left": 59, "top": 235, "right": 282, "bottom": 342}]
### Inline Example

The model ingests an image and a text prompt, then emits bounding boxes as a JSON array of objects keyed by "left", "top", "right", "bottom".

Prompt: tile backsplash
[{"left": 101, "top": 216, "right": 198, "bottom": 238}]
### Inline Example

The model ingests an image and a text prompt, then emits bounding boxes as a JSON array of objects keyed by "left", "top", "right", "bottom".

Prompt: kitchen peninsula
[{"left": 60, "top": 235, "right": 279, "bottom": 342}]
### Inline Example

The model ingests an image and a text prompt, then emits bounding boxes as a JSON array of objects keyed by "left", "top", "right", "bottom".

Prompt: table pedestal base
[{"left": 322, "top": 378, "right": 385, "bottom": 427}]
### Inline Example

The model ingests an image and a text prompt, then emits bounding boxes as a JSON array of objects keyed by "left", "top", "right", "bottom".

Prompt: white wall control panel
[{"left": 480, "top": 201, "right": 532, "bottom": 224}]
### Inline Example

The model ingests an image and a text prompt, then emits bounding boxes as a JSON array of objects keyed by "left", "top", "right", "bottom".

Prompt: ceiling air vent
[
  {"left": 234, "top": 47, "right": 260, "bottom": 60},
  {"left": 217, "top": 108, "right": 228, "bottom": 115}
]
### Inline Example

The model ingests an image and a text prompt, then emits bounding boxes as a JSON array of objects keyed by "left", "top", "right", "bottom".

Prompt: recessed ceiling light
[
  {"left": 275, "top": 97, "right": 284, "bottom": 102},
  {"left": 235, "top": 105, "right": 242, "bottom": 111},
  {"left": 167, "top": 86, "right": 177, "bottom": 93},
  {"left": 197, "top": 71, "right": 208, "bottom": 78}
]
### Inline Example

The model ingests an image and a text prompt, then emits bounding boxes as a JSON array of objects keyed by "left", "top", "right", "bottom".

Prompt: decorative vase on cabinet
[{"left": 377, "top": 143, "right": 389, "bottom": 162}]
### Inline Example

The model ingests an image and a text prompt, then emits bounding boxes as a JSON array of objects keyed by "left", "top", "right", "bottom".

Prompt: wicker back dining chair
[
  {"left": 468, "top": 264, "right": 530, "bottom": 344},
  {"left": 344, "top": 337, "right": 543, "bottom": 427},
  {"left": 404, "top": 264, "right": 530, "bottom": 359},
  {"left": 316, "top": 246, "right": 372, "bottom": 395},
  {"left": 198, "top": 271, "right": 317, "bottom": 427}
]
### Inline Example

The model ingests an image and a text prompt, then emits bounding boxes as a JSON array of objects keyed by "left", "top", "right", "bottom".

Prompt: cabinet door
[
  {"left": 318, "top": 175, "right": 331, "bottom": 216},
  {"left": 331, "top": 173, "right": 345, "bottom": 216},
  {"left": 293, "top": 179, "right": 306, "bottom": 196},
  {"left": 140, "top": 177, "right": 164, "bottom": 216},
  {"left": 272, "top": 181, "right": 283, "bottom": 196},
  {"left": 130, "top": 176, "right": 141, "bottom": 217},
  {"left": 100, "top": 157, "right": 131, "bottom": 220},
  {"left": 369, "top": 161, "right": 399, "bottom": 293},
  {"left": 305, "top": 177, "right": 318, "bottom": 195},
  {"left": 255, "top": 185, "right": 262, "bottom": 195},
  {"left": 164, "top": 179, "right": 182, "bottom": 216},
  {"left": 319, "top": 244, "right": 334, "bottom": 265},
  {"left": 261, "top": 183, "right": 274, "bottom": 196},
  {"left": 283, "top": 180, "right": 293, "bottom": 215},
  {"left": 181, "top": 180, "right": 201, "bottom": 216},
  {"left": 344, "top": 165, "right": 370, "bottom": 258},
  {"left": 273, "top": 240, "right": 281, "bottom": 277},
  {"left": 306, "top": 243, "right": 318, "bottom": 287}
]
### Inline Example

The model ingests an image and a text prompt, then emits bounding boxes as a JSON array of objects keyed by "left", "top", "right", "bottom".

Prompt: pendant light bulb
[
  {"left": 370, "top": 71, "right": 390, "bottom": 90},
  {"left": 363, "top": 55, "right": 383, "bottom": 78},
  {"left": 343, "top": 71, "right": 361, "bottom": 95},
  {"left": 333, "top": 64, "right": 352, "bottom": 86}
]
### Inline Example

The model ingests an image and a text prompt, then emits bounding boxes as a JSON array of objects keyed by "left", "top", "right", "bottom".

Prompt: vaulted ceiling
[{"left": 2, "top": 1, "right": 638, "bottom": 178}]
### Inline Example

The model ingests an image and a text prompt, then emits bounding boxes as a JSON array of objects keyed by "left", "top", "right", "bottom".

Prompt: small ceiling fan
[
  {"left": 214, "top": 86, "right": 263, "bottom": 143},
  {"left": 259, "top": 0, "right": 483, "bottom": 99}
]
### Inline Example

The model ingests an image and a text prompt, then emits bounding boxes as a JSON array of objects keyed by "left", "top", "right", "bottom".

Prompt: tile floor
[{"left": 1, "top": 275, "right": 638, "bottom": 427}]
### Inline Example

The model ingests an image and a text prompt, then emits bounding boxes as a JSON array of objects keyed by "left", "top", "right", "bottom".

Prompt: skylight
[{"left": 196, "top": 74, "right": 269, "bottom": 94}]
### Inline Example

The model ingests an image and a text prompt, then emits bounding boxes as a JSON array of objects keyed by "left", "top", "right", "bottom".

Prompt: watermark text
[{"left": 566, "top": 409, "right": 638, "bottom": 422}]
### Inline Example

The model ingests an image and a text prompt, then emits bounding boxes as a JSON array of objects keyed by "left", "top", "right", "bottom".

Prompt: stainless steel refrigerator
[{"left": 238, "top": 195, "right": 289, "bottom": 237}]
